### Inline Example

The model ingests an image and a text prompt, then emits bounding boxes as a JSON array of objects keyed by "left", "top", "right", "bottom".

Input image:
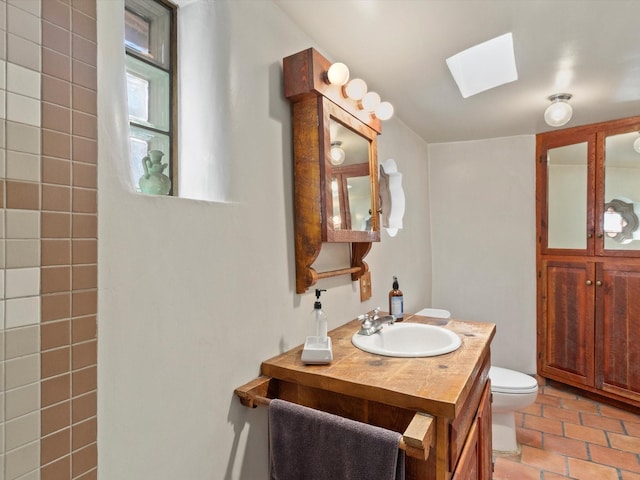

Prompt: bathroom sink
[{"left": 351, "top": 323, "right": 462, "bottom": 357}]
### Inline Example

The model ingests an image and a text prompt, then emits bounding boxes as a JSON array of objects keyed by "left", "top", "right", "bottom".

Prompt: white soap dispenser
[{"left": 301, "top": 289, "right": 333, "bottom": 364}]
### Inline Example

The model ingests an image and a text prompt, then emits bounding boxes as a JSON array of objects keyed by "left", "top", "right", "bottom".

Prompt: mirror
[
  {"left": 329, "top": 118, "right": 372, "bottom": 232},
  {"left": 283, "top": 47, "right": 383, "bottom": 293},
  {"left": 603, "top": 131, "right": 640, "bottom": 249},
  {"left": 546, "top": 142, "right": 589, "bottom": 250}
]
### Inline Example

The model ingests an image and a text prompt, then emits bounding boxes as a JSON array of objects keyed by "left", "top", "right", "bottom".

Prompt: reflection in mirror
[
  {"left": 329, "top": 118, "right": 372, "bottom": 232},
  {"left": 547, "top": 142, "right": 588, "bottom": 249},
  {"left": 604, "top": 132, "right": 640, "bottom": 250}
]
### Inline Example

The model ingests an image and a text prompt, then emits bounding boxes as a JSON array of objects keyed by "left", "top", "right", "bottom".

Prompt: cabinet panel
[
  {"left": 451, "top": 420, "right": 479, "bottom": 480},
  {"left": 597, "top": 262, "right": 640, "bottom": 402},
  {"left": 540, "top": 260, "right": 595, "bottom": 386}
]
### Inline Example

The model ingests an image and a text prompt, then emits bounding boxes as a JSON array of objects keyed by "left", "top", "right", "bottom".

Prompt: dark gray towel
[{"left": 269, "top": 399, "right": 405, "bottom": 480}]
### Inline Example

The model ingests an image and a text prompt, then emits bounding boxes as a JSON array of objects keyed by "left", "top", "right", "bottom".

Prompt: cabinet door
[
  {"left": 476, "top": 383, "right": 492, "bottom": 480},
  {"left": 596, "top": 262, "right": 640, "bottom": 402},
  {"left": 451, "top": 420, "right": 479, "bottom": 480},
  {"left": 537, "top": 131, "right": 596, "bottom": 256},
  {"left": 539, "top": 260, "right": 596, "bottom": 386},
  {"left": 597, "top": 121, "right": 640, "bottom": 257}
]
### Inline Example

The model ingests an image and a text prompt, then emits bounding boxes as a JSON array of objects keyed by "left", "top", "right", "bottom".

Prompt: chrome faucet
[{"left": 357, "top": 308, "right": 396, "bottom": 336}]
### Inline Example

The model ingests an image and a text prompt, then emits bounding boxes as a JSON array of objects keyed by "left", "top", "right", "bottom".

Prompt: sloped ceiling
[{"left": 274, "top": 0, "right": 640, "bottom": 143}]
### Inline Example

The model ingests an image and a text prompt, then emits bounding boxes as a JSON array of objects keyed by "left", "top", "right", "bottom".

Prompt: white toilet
[
  {"left": 489, "top": 366, "right": 539, "bottom": 453},
  {"left": 415, "top": 308, "right": 539, "bottom": 454}
]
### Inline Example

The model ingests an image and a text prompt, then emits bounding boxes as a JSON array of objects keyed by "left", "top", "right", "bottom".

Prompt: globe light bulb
[
  {"left": 544, "top": 94, "right": 573, "bottom": 127},
  {"left": 330, "top": 142, "right": 345, "bottom": 165},
  {"left": 344, "top": 78, "right": 367, "bottom": 101},
  {"left": 326, "top": 62, "right": 350, "bottom": 86},
  {"left": 633, "top": 136, "right": 640, "bottom": 154},
  {"left": 361, "top": 91, "right": 381, "bottom": 112},
  {"left": 375, "top": 101, "right": 394, "bottom": 121}
]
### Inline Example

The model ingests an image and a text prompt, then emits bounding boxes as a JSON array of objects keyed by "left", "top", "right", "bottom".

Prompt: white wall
[
  {"left": 428, "top": 136, "right": 537, "bottom": 374},
  {"left": 97, "top": 2, "right": 431, "bottom": 479}
]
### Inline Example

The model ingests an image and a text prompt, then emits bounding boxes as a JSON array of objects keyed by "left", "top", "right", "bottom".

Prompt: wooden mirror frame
[{"left": 283, "top": 48, "right": 382, "bottom": 293}]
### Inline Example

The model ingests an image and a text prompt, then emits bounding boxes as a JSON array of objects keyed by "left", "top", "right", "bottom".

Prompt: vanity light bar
[{"left": 325, "top": 62, "right": 394, "bottom": 121}]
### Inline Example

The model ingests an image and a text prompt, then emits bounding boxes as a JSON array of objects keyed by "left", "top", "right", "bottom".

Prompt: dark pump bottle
[{"left": 389, "top": 276, "right": 404, "bottom": 321}]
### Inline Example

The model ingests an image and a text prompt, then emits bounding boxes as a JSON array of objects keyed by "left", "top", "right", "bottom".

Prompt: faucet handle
[{"left": 358, "top": 313, "right": 373, "bottom": 329}]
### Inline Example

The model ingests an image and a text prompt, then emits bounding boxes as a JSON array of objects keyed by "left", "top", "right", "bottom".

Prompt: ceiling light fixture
[
  {"left": 330, "top": 141, "right": 345, "bottom": 165},
  {"left": 544, "top": 93, "right": 573, "bottom": 127}
]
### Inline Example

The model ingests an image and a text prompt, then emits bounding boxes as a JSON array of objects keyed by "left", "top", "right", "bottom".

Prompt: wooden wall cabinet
[
  {"left": 283, "top": 48, "right": 382, "bottom": 293},
  {"left": 537, "top": 116, "right": 640, "bottom": 408}
]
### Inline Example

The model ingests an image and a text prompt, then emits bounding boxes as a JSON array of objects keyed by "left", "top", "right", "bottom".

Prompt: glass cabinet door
[
  {"left": 601, "top": 131, "right": 640, "bottom": 252},
  {"left": 546, "top": 142, "right": 590, "bottom": 250}
]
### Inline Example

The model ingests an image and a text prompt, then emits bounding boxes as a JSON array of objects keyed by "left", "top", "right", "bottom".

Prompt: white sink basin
[{"left": 351, "top": 323, "right": 462, "bottom": 357}]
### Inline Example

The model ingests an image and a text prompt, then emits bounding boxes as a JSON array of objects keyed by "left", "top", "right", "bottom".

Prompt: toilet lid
[{"left": 489, "top": 366, "right": 538, "bottom": 394}]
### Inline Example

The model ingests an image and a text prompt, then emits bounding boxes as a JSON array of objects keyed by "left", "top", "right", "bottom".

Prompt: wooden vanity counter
[
  {"left": 236, "top": 315, "right": 495, "bottom": 480},
  {"left": 261, "top": 315, "right": 495, "bottom": 420}
]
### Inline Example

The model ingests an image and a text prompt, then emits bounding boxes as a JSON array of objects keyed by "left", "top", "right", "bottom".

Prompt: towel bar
[{"left": 234, "top": 376, "right": 434, "bottom": 460}]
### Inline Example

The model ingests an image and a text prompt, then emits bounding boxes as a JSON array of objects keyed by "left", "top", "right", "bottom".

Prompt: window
[{"left": 124, "top": 0, "right": 177, "bottom": 194}]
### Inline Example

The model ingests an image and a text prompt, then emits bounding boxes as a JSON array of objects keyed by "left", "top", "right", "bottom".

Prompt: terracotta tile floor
[{"left": 493, "top": 380, "right": 640, "bottom": 480}]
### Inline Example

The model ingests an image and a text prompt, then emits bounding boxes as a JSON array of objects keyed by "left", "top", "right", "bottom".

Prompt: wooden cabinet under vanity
[
  {"left": 537, "top": 116, "right": 640, "bottom": 409},
  {"left": 235, "top": 315, "right": 495, "bottom": 480}
]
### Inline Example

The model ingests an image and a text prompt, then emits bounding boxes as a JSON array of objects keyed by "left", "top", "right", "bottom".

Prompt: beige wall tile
[
  {"left": 6, "top": 209, "right": 40, "bottom": 239},
  {"left": 6, "top": 92, "right": 40, "bottom": 126},
  {"left": 5, "top": 295, "right": 39, "bottom": 328},
  {"left": 7, "top": 0, "right": 40, "bottom": 17},
  {"left": 5, "top": 324, "right": 39, "bottom": 359},
  {"left": 6, "top": 121, "right": 40, "bottom": 155},
  {"left": 5, "top": 411, "right": 39, "bottom": 451},
  {"left": 7, "top": 4, "right": 40, "bottom": 44},
  {"left": 6, "top": 151, "right": 41, "bottom": 182},
  {"left": 5, "top": 267, "right": 39, "bottom": 298},
  {"left": 5, "top": 440, "right": 39, "bottom": 479},
  {"left": 5, "top": 383, "right": 40, "bottom": 420},
  {"left": 6, "top": 63, "right": 40, "bottom": 98},
  {"left": 7, "top": 33, "right": 40, "bottom": 71},
  {"left": 6, "top": 239, "right": 40, "bottom": 268},
  {"left": 5, "top": 353, "right": 39, "bottom": 389}
]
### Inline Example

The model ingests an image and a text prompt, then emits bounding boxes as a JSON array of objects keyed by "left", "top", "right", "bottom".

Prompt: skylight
[{"left": 446, "top": 32, "right": 518, "bottom": 98}]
